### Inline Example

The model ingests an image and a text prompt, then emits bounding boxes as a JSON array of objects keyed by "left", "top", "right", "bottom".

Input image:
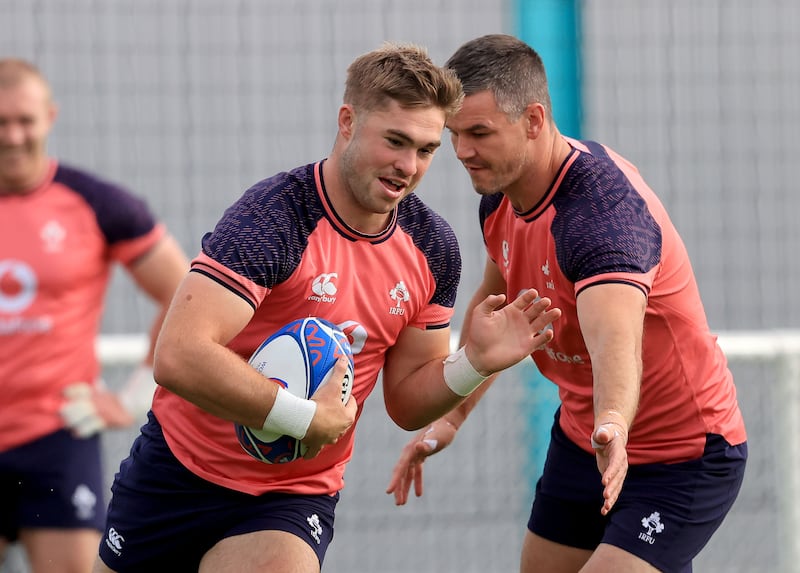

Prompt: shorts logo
[
  {"left": 638, "top": 511, "right": 665, "bottom": 545},
  {"left": 105, "top": 527, "right": 125, "bottom": 556},
  {"left": 71, "top": 483, "right": 97, "bottom": 520},
  {"left": 307, "top": 514, "right": 323, "bottom": 545}
]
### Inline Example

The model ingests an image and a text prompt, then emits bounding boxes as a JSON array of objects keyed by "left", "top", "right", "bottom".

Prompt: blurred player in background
[
  {"left": 93, "top": 42, "right": 560, "bottom": 573},
  {"left": 388, "top": 34, "right": 747, "bottom": 573},
  {"left": 0, "top": 59, "right": 189, "bottom": 573}
]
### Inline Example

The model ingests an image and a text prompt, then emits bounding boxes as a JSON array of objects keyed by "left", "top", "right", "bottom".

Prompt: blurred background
[{"left": 2, "top": 0, "right": 798, "bottom": 571}]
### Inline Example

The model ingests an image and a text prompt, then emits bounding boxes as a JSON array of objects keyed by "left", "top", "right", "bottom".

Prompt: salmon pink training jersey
[
  {"left": 0, "top": 160, "right": 165, "bottom": 452},
  {"left": 480, "top": 139, "right": 746, "bottom": 465},
  {"left": 153, "top": 160, "right": 461, "bottom": 496}
]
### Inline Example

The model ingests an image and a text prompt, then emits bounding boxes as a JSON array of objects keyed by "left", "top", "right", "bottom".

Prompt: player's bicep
[{"left": 159, "top": 271, "right": 255, "bottom": 349}]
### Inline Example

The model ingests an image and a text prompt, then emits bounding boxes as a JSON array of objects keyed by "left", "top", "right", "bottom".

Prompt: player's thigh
[
  {"left": 92, "top": 554, "right": 116, "bottom": 573},
  {"left": 21, "top": 527, "right": 101, "bottom": 573},
  {"left": 582, "top": 543, "right": 660, "bottom": 573},
  {"left": 200, "top": 529, "right": 319, "bottom": 573},
  {"left": 521, "top": 532, "right": 662, "bottom": 573},
  {"left": 521, "top": 530, "right": 592, "bottom": 573}
]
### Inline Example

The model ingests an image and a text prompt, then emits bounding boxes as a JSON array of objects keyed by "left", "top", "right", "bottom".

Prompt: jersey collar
[
  {"left": 516, "top": 146, "right": 579, "bottom": 222},
  {"left": 314, "top": 160, "right": 398, "bottom": 243}
]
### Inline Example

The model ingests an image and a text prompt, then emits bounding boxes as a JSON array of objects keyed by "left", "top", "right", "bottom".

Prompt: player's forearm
[
  {"left": 384, "top": 358, "right": 462, "bottom": 430},
  {"left": 437, "top": 274, "right": 522, "bottom": 428},
  {"left": 384, "top": 349, "right": 496, "bottom": 431},
  {"left": 440, "top": 284, "right": 497, "bottom": 426},
  {"left": 130, "top": 235, "right": 190, "bottom": 365},
  {"left": 445, "top": 372, "right": 498, "bottom": 428},
  {"left": 591, "top": 340, "right": 642, "bottom": 430},
  {"left": 154, "top": 339, "right": 281, "bottom": 428},
  {"left": 578, "top": 284, "right": 645, "bottom": 431}
]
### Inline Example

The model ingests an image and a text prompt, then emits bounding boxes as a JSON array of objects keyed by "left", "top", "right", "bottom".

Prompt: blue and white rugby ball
[{"left": 235, "top": 317, "right": 354, "bottom": 464}]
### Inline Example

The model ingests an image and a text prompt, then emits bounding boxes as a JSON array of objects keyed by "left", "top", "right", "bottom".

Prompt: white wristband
[
  {"left": 590, "top": 425, "right": 623, "bottom": 450},
  {"left": 262, "top": 388, "right": 317, "bottom": 439},
  {"left": 443, "top": 346, "right": 488, "bottom": 397}
]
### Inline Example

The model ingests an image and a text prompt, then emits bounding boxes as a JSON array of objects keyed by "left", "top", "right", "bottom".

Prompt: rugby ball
[{"left": 235, "top": 317, "right": 354, "bottom": 464}]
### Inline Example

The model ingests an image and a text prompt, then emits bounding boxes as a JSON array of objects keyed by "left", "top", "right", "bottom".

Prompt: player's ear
[
  {"left": 338, "top": 104, "right": 356, "bottom": 139},
  {"left": 45, "top": 101, "right": 58, "bottom": 131},
  {"left": 524, "top": 102, "right": 546, "bottom": 140}
]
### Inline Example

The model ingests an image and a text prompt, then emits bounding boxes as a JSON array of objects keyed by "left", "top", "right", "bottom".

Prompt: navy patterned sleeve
[
  {"left": 552, "top": 157, "right": 662, "bottom": 284},
  {"left": 398, "top": 195, "right": 462, "bottom": 309},
  {"left": 54, "top": 164, "right": 157, "bottom": 245},
  {"left": 201, "top": 166, "right": 322, "bottom": 290}
]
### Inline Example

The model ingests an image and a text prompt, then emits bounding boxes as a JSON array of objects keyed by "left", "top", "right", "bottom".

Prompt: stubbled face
[
  {"left": 0, "top": 77, "right": 55, "bottom": 194},
  {"left": 338, "top": 99, "right": 445, "bottom": 234},
  {"left": 447, "top": 90, "right": 530, "bottom": 196}
]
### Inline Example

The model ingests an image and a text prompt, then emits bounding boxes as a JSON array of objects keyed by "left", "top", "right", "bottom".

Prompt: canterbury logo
[
  {"left": 105, "top": 527, "right": 125, "bottom": 556},
  {"left": 309, "top": 273, "right": 338, "bottom": 304},
  {"left": 312, "top": 273, "right": 338, "bottom": 296}
]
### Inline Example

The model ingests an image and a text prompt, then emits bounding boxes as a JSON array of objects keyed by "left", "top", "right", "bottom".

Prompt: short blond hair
[{"left": 343, "top": 42, "right": 463, "bottom": 120}]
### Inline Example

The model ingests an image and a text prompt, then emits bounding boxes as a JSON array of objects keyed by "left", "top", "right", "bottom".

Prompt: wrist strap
[
  {"left": 590, "top": 424, "right": 624, "bottom": 449},
  {"left": 262, "top": 387, "right": 317, "bottom": 439},
  {"left": 443, "top": 347, "right": 488, "bottom": 397}
]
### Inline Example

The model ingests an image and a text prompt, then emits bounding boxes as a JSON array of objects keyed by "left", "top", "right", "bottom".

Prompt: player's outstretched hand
[
  {"left": 386, "top": 418, "right": 458, "bottom": 505},
  {"left": 303, "top": 358, "right": 358, "bottom": 459},
  {"left": 465, "top": 289, "right": 561, "bottom": 375},
  {"left": 60, "top": 382, "right": 135, "bottom": 438},
  {"left": 591, "top": 422, "right": 629, "bottom": 515}
]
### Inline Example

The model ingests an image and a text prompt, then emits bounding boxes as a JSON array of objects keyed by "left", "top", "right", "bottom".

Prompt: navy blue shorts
[
  {"left": 528, "top": 410, "right": 747, "bottom": 573},
  {"left": 98, "top": 412, "right": 339, "bottom": 573},
  {"left": 0, "top": 430, "right": 105, "bottom": 540}
]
